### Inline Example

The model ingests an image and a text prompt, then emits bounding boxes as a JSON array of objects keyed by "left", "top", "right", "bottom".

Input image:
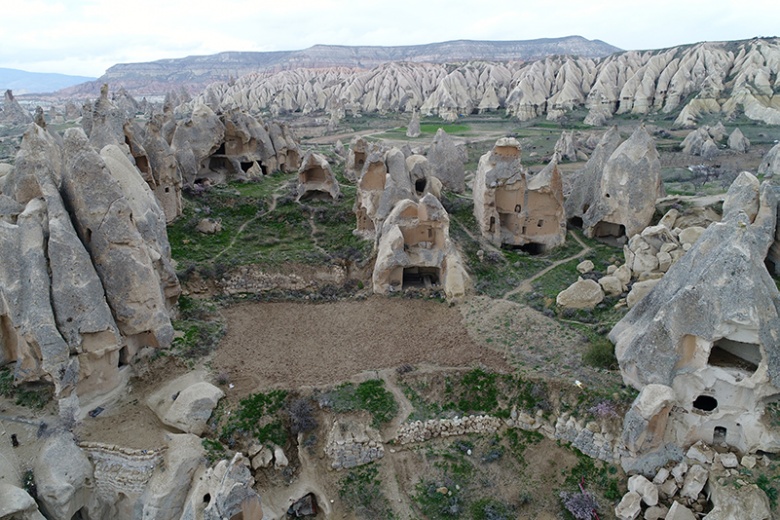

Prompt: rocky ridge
[{"left": 191, "top": 38, "right": 780, "bottom": 126}]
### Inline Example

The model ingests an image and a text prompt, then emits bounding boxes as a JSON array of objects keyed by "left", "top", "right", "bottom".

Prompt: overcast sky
[{"left": 2, "top": 0, "right": 778, "bottom": 77}]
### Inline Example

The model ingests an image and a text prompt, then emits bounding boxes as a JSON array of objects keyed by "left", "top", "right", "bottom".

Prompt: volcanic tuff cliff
[
  {"left": 188, "top": 38, "right": 780, "bottom": 126},
  {"left": 58, "top": 37, "right": 620, "bottom": 96}
]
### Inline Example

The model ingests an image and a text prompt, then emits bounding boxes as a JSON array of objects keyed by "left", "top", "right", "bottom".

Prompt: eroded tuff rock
[
  {"left": 427, "top": 128, "right": 467, "bottom": 192},
  {"left": 1, "top": 90, "right": 32, "bottom": 126},
  {"left": 297, "top": 151, "right": 340, "bottom": 201},
  {"left": 354, "top": 147, "right": 440, "bottom": 239},
  {"left": 192, "top": 38, "right": 780, "bottom": 125},
  {"left": 611, "top": 172, "right": 780, "bottom": 456},
  {"left": 566, "top": 125, "right": 663, "bottom": 240},
  {"left": 727, "top": 127, "right": 750, "bottom": 153},
  {"left": 406, "top": 110, "right": 421, "bottom": 137},
  {"left": 473, "top": 138, "right": 565, "bottom": 250},
  {"left": 0, "top": 121, "right": 180, "bottom": 400},
  {"left": 373, "top": 194, "right": 469, "bottom": 300},
  {"left": 758, "top": 142, "right": 780, "bottom": 177}
]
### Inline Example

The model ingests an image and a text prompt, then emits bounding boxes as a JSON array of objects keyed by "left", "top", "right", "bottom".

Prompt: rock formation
[
  {"left": 0, "top": 120, "right": 180, "bottom": 402},
  {"left": 184, "top": 38, "right": 780, "bottom": 126},
  {"left": 406, "top": 110, "right": 421, "bottom": 137},
  {"left": 565, "top": 125, "right": 662, "bottom": 240},
  {"left": 354, "top": 147, "right": 440, "bottom": 239},
  {"left": 759, "top": 142, "right": 780, "bottom": 177},
  {"left": 680, "top": 127, "right": 719, "bottom": 159},
  {"left": 473, "top": 138, "right": 566, "bottom": 251},
  {"left": 611, "top": 172, "right": 780, "bottom": 457},
  {"left": 427, "top": 128, "right": 467, "bottom": 192},
  {"left": 297, "top": 152, "right": 340, "bottom": 201},
  {"left": 0, "top": 90, "right": 32, "bottom": 127},
  {"left": 727, "top": 127, "right": 750, "bottom": 153},
  {"left": 142, "top": 116, "right": 183, "bottom": 222},
  {"left": 372, "top": 194, "right": 469, "bottom": 300},
  {"left": 345, "top": 136, "right": 370, "bottom": 182}
]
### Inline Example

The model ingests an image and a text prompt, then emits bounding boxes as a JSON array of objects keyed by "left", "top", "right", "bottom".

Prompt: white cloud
[{"left": 1, "top": 0, "right": 779, "bottom": 77}]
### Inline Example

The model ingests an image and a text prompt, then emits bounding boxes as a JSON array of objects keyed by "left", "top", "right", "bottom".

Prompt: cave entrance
[
  {"left": 713, "top": 426, "right": 727, "bottom": 444},
  {"left": 568, "top": 216, "right": 583, "bottom": 229},
  {"left": 403, "top": 267, "right": 440, "bottom": 289},
  {"left": 693, "top": 395, "right": 718, "bottom": 412},
  {"left": 708, "top": 338, "right": 761, "bottom": 374},
  {"left": 240, "top": 161, "right": 254, "bottom": 173},
  {"left": 517, "top": 242, "right": 545, "bottom": 255},
  {"left": 592, "top": 221, "right": 625, "bottom": 238},
  {"left": 415, "top": 178, "right": 427, "bottom": 195}
]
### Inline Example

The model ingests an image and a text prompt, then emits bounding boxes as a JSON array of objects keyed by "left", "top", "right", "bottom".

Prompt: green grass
[
  {"left": 562, "top": 447, "right": 623, "bottom": 502},
  {"left": 322, "top": 379, "right": 398, "bottom": 427},
  {"left": 169, "top": 295, "right": 226, "bottom": 362},
  {"left": 219, "top": 389, "right": 289, "bottom": 446}
]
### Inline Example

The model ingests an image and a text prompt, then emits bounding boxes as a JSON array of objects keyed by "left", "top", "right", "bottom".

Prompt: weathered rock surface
[
  {"left": 373, "top": 194, "right": 469, "bottom": 300},
  {"left": 427, "top": 128, "right": 467, "bottom": 192},
  {"left": 727, "top": 127, "right": 750, "bottom": 153},
  {"left": 612, "top": 171, "right": 780, "bottom": 455},
  {"left": 34, "top": 433, "right": 93, "bottom": 520},
  {"left": 179, "top": 454, "right": 260, "bottom": 520},
  {"left": 473, "top": 138, "right": 566, "bottom": 250},
  {"left": 0, "top": 120, "right": 180, "bottom": 400},
  {"left": 556, "top": 278, "right": 604, "bottom": 309},
  {"left": 704, "top": 477, "right": 771, "bottom": 519},
  {"left": 297, "top": 151, "right": 340, "bottom": 200},
  {"left": 0, "top": 483, "right": 45, "bottom": 520},
  {"left": 758, "top": 142, "right": 780, "bottom": 177},
  {"left": 1, "top": 90, "right": 32, "bottom": 126},
  {"left": 406, "top": 110, "right": 421, "bottom": 137}
]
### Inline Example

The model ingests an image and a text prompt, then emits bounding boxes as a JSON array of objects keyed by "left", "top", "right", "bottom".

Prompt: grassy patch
[
  {"left": 219, "top": 389, "right": 289, "bottom": 447},
  {"left": 0, "top": 366, "right": 53, "bottom": 410},
  {"left": 169, "top": 295, "right": 226, "bottom": 362},
  {"left": 339, "top": 464, "right": 395, "bottom": 519},
  {"left": 321, "top": 379, "right": 398, "bottom": 427},
  {"left": 561, "top": 447, "right": 623, "bottom": 503}
]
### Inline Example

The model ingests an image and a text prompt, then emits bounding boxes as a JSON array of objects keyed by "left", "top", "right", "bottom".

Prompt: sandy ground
[{"left": 212, "top": 297, "right": 512, "bottom": 396}]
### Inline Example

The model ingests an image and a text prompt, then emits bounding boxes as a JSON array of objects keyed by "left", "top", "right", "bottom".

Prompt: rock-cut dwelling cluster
[
  {"left": 348, "top": 141, "right": 468, "bottom": 299},
  {"left": 296, "top": 151, "right": 340, "bottom": 201},
  {"left": 611, "top": 172, "right": 780, "bottom": 463},
  {"left": 566, "top": 125, "right": 663, "bottom": 241},
  {"left": 0, "top": 118, "right": 180, "bottom": 403},
  {"left": 473, "top": 138, "right": 566, "bottom": 253}
]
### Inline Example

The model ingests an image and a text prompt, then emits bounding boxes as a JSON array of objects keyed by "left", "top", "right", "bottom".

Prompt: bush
[
  {"left": 287, "top": 397, "right": 318, "bottom": 435},
  {"left": 559, "top": 490, "right": 599, "bottom": 520},
  {"left": 583, "top": 338, "right": 618, "bottom": 370}
]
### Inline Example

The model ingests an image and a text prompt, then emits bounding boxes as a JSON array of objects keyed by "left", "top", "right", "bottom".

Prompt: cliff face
[
  {"left": 58, "top": 36, "right": 620, "bottom": 96},
  {"left": 186, "top": 38, "right": 780, "bottom": 126}
]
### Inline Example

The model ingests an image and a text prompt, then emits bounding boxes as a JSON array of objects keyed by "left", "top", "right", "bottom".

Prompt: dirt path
[
  {"left": 501, "top": 230, "right": 591, "bottom": 300},
  {"left": 213, "top": 189, "right": 284, "bottom": 261},
  {"left": 450, "top": 215, "right": 506, "bottom": 263}
]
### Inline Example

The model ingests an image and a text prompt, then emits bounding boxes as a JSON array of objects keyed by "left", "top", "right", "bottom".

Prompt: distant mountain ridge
[
  {"left": 60, "top": 36, "right": 621, "bottom": 96},
  {"left": 0, "top": 68, "right": 95, "bottom": 94}
]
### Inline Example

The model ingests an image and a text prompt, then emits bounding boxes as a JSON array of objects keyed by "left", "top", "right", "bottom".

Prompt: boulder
[
  {"left": 556, "top": 278, "right": 605, "bottom": 309},
  {"left": 704, "top": 477, "right": 771, "bottom": 519},
  {"left": 680, "top": 464, "right": 708, "bottom": 500},
  {"left": 628, "top": 474, "right": 658, "bottom": 506},
  {"left": 626, "top": 278, "right": 660, "bottom": 308},
  {"left": 162, "top": 382, "right": 225, "bottom": 435},
  {"left": 615, "top": 491, "right": 642, "bottom": 520},
  {"left": 577, "top": 260, "right": 594, "bottom": 273},
  {"left": 599, "top": 275, "right": 624, "bottom": 296},
  {"left": 0, "top": 483, "right": 45, "bottom": 520},
  {"left": 34, "top": 433, "right": 93, "bottom": 520},
  {"left": 717, "top": 452, "right": 738, "bottom": 468},
  {"left": 196, "top": 218, "right": 222, "bottom": 234},
  {"left": 666, "top": 502, "right": 696, "bottom": 520}
]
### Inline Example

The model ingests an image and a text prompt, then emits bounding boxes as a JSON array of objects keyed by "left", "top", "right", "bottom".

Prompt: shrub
[
  {"left": 583, "top": 337, "right": 619, "bottom": 370},
  {"left": 287, "top": 397, "right": 318, "bottom": 435},
  {"left": 559, "top": 490, "right": 599, "bottom": 520}
]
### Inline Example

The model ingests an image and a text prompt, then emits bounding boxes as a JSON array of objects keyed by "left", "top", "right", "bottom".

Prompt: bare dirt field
[{"left": 211, "top": 297, "right": 512, "bottom": 395}]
